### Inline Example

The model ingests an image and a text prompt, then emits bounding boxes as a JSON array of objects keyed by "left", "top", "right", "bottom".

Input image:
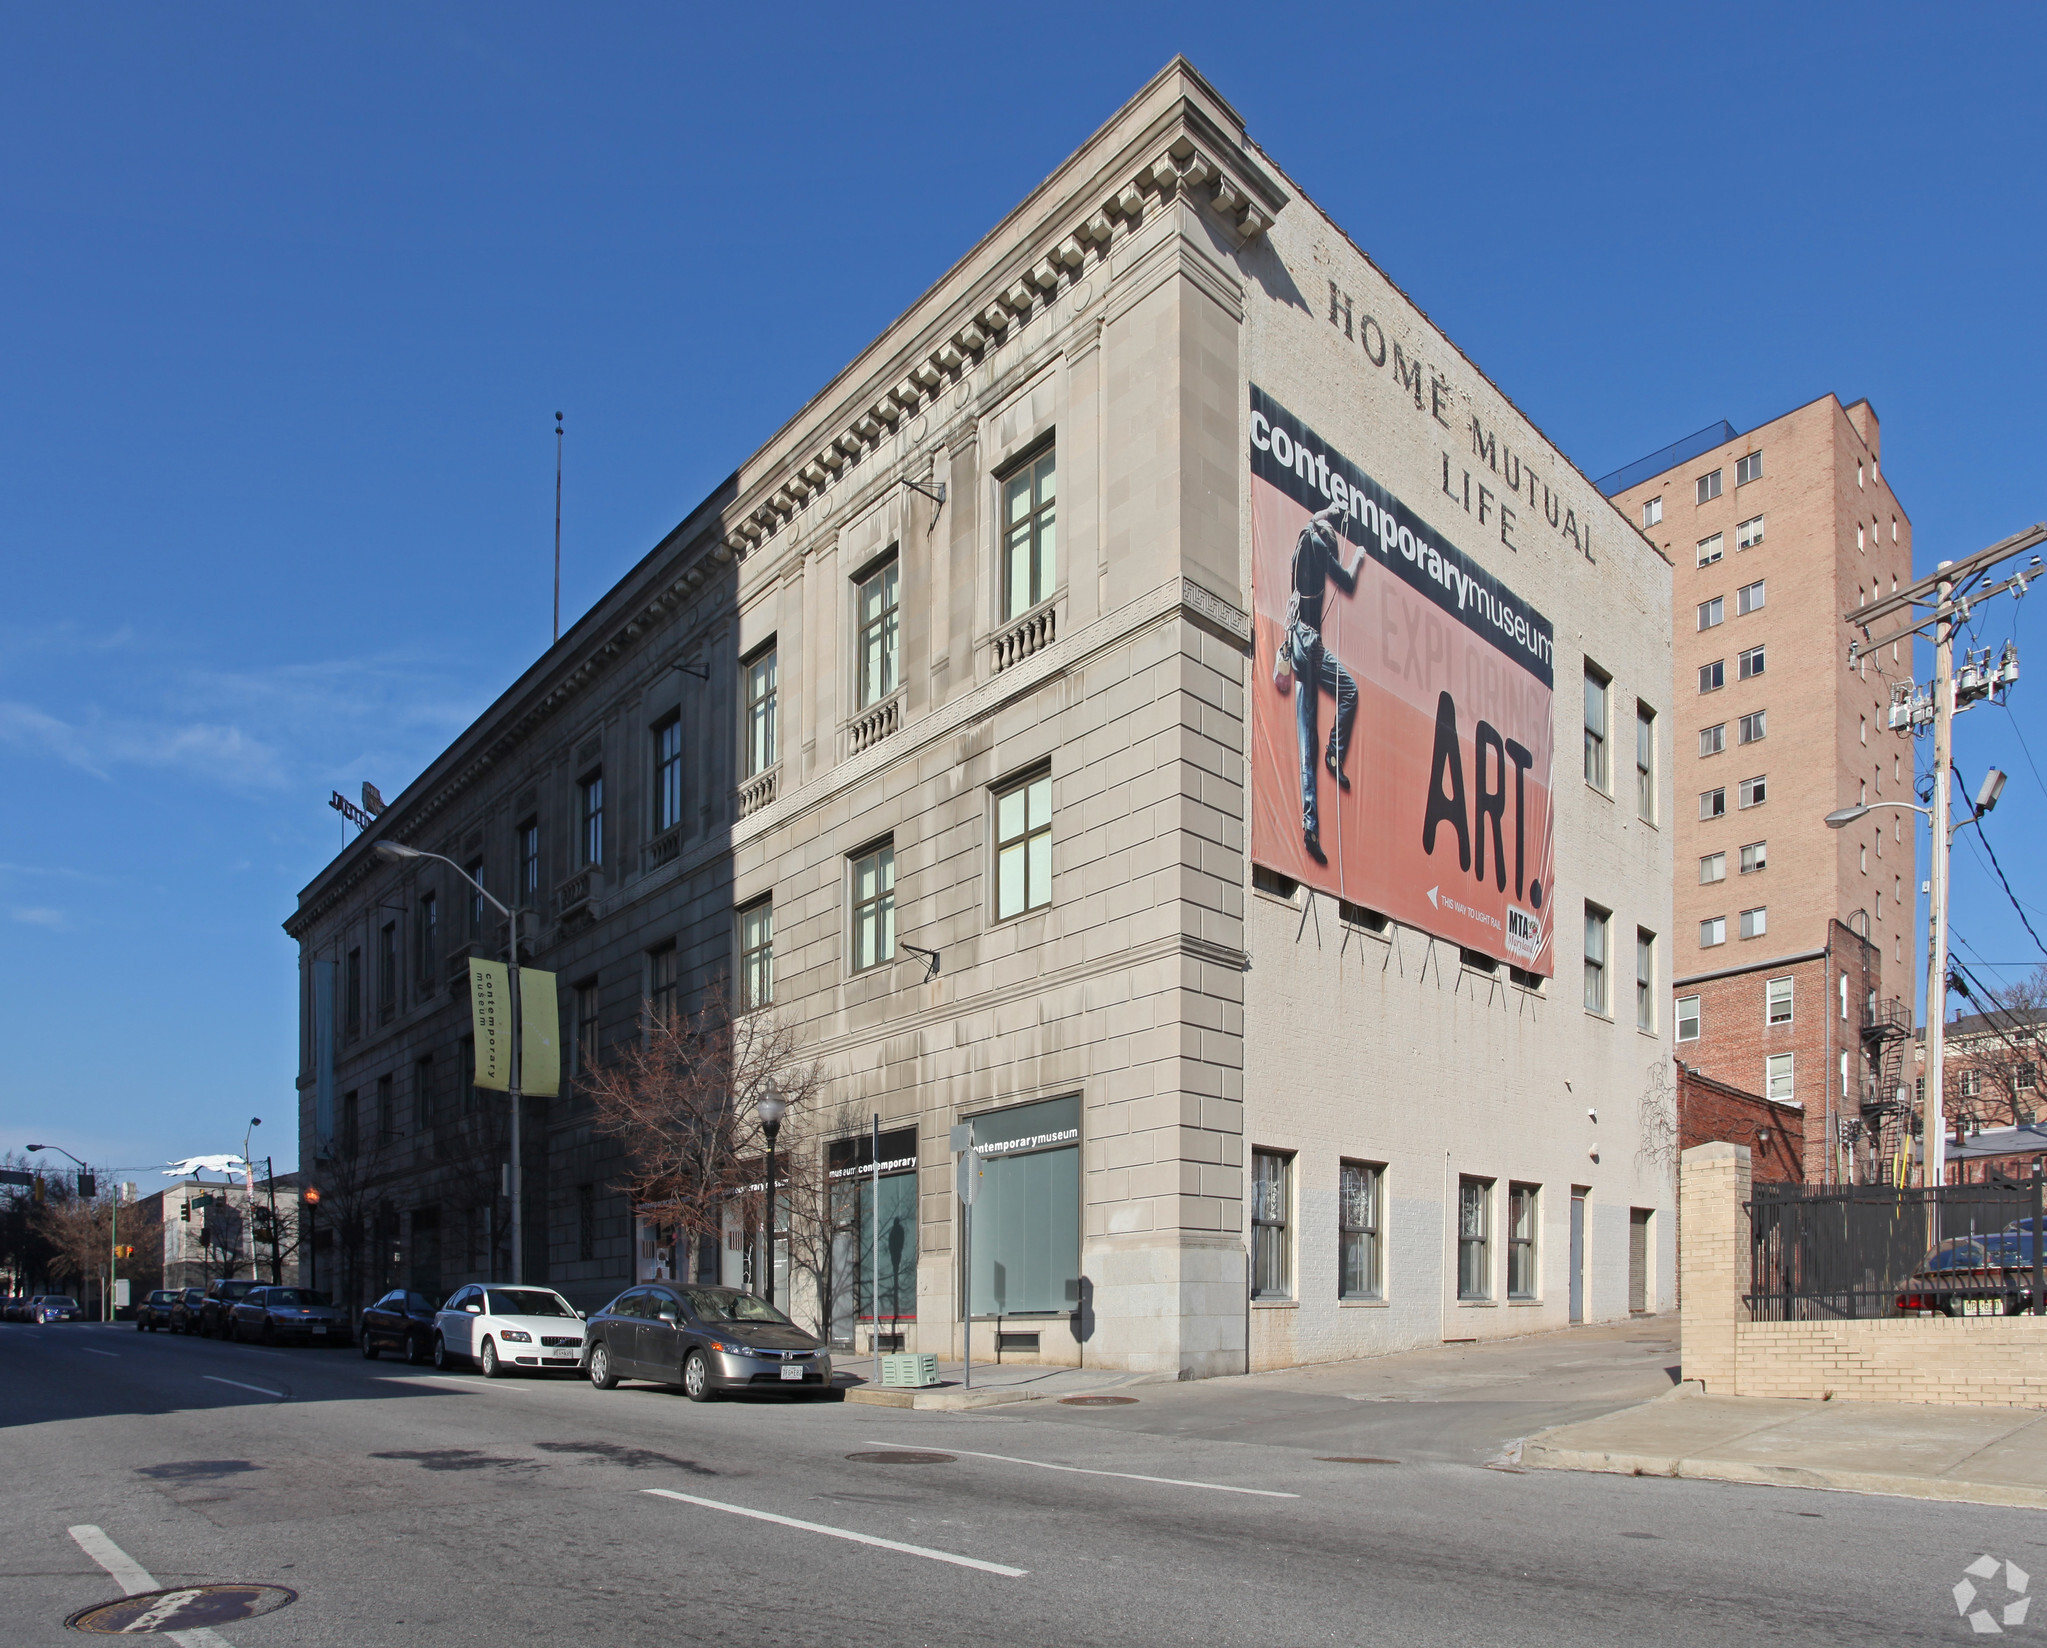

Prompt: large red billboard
[{"left": 1249, "top": 386, "right": 1557, "bottom": 974}]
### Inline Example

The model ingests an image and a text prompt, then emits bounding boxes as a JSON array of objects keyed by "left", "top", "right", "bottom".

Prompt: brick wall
[{"left": 1677, "top": 1061, "right": 1804, "bottom": 1182}]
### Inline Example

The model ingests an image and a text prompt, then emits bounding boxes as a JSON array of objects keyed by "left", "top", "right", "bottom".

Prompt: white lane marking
[
  {"left": 386, "top": 1375, "right": 524, "bottom": 1393},
  {"left": 867, "top": 1440, "right": 1299, "bottom": 1499},
  {"left": 68, "top": 1524, "right": 231, "bottom": 1647},
  {"left": 79, "top": 1347, "right": 119, "bottom": 1357},
  {"left": 643, "top": 1488, "right": 1027, "bottom": 1576},
  {"left": 203, "top": 1375, "right": 284, "bottom": 1398}
]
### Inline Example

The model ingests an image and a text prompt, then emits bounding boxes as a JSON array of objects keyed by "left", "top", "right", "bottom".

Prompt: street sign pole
[
  {"left": 870, "top": 1113, "right": 881, "bottom": 1388},
  {"left": 952, "top": 1124, "right": 978, "bottom": 1391}
]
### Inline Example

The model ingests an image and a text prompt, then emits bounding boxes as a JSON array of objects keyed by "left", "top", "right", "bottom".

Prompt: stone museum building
[{"left": 287, "top": 58, "right": 1676, "bottom": 1376}]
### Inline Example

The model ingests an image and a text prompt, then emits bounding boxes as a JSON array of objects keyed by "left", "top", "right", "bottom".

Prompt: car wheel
[
  {"left": 479, "top": 1337, "right": 502, "bottom": 1379},
  {"left": 682, "top": 1348, "right": 715, "bottom": 1402},
  {"left": 588, "top": 1341, "right": 618, "bottom": 1390},
  {"left": 136, "top": 1318, "right": 145, "bottom": 1332},
  {"left": 406, "top": 1333, "right": 429, "bottom": 1366},
  {"left": 361, "top": 1331, "right": 380, "bottom": 1360},
  {"left": 431, "top": 1333, "right": 453, "bottom": 1371},
  {"left": 260, "top": 1319, "right": 276, "bottom": 1346}
]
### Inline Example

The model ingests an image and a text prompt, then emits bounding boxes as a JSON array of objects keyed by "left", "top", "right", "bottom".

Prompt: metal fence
[{"left": 1746, "top": 1178, "right": 2042, "bottom": 1321}]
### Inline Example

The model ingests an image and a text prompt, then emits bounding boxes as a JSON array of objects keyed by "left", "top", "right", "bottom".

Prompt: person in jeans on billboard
[{"left": 1277, "top": 501, "right": 1361, "bottom": 864}]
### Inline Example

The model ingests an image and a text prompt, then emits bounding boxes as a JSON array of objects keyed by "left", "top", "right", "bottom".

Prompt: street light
[
  {"left": 374, "top": 839, "right": 529, "bottom": 1283},
  {"left": 29, "top": 1144, "right": 112, "bottom": 1321},
  {"left": 757, "top": 1084, "right": 787, "bottom": 1309},
  {"left": 1823, "top": 770, "right": 2005, "bottom": 1189}
]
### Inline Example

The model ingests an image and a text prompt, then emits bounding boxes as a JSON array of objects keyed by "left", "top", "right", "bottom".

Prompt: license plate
[
  {"left": 779, "top": 1364, "right": 803, "bottom": 1381},
  {"left": 312, "top": 1325, "right": 328, "bottom": 1334},
  {"left": 1959, "top": 1298, "right": 2001, "bottom": 1316}
]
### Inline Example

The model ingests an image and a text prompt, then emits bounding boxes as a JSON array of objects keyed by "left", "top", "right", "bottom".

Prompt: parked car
[
  {"left": 196, "top": 1278, "right": 263, "bottom": 1338},
  {"left": 35, "top": 1295, "right": 83, "bottom": 1324},
  {"left": 359, "top": 1288, "right": 441, "bottom": 1364},
  {"left": 432, "top": 1284, "right": 586, "bottom": 1377},
  {"left": 582, "top": 1284, "right": 832, "bottom": 1400},
  {"left": 1897, "top": 1227, "right": 2041, "bottom": 1316},
  {"left": 169, "top": 1286, "right": 208, "bottom": 1334},
  {"left": 9, "top": 1295, "right": 44, "bottom": 1322},
  {"left": 135, "top": 1289, "right": 180, "bottom": 1331},
  {"left": 0, "top": 1295, "right": 24, "bottom": 1321},
  {"left": 228, "top": 1286, "right": 350, "bottom": 1345}
]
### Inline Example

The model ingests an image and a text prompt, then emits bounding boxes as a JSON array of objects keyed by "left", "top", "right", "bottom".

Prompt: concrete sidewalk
[
  {"left": 839, "top": 1356, "right": 1171, "bottom": 1410},
  {"left": 1521, "top": 1383, "right": 2047, "bottom": 1509}
]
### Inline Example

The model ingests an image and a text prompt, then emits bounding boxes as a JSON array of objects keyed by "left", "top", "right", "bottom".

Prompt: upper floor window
[
  {"left": 856, "top": 557, "right": 900, "bottom": 709},
  {"left": 1584, "top": 903, "right": 1610, "bottom": 1015},
  {"left": 1002, "top": 447, "right": 1057, "bottom": 618},
  {"left": 743, "top": 645, "right": 778, "bottom": 777},
  {"left": 1700, "top": 851, "right": 1726, "bottom": 884},
  {"left": 646, "top": 943, "right": 678, "bottom": 1031},
  {"left": 378, "top": 921, "right": 398, "bottom": 1024},
  {"left": 1736, "top": 451, "right": 1763, "bottom": 486},
  {"left": 1696, "top": 533, "right": 1723, "bottom": 567},
  {"left": 416, "top": 893, "right": 438, "bottom": 996},
  {"left": 344, "top": 945, "right": 361, "bottom": 1036},
  {"left": 1740, "top": 840, "right": 1767, "bottom": 874},
  {"left": 1583, "top": 665, "right": 1610, "bottom": 790},
  {"left": 1738, "top": 774, "right": 1767, "bottom": 809},
  {"left": 738, "top": 897, "right": 774, "bottom": 1012},
  {"left": 573, "top": 979, "right": 600, "bottom": 1076},
  {"left": 1457, "top": 1176, "right": 1493, "bottom": 1300},
  {"left": 1736, "top": 579, "right": 1765, "bottom": 616},
  {"left": 653, "top": 716, "right": 684, "bottom": 832},
  {"left": 1642, "top": 496, "right": 1663, "bottom": 528},
  {"left": 579, "top": 771, "right": 604, "bottom": 867},
  {"left": 518, "top": 819, "right": 540, "bottom": 905},
  {"left": 1636, "top": 929, "right": 1656, "bottom": 1032},
  {"left": 995, "top": 770, "right": 1053, "bottom": 920},
  {"left": 1737, "top": 514, "right": 1765, "bottom": 550},
  {"left": 1698, "top": 659, "right": 1725, "bottom": 693},
  {"left": 1740, "top": 906, "right": 1768, "bottom": 940},
  {"left": 1738, "top": 645, "right": 1766, "bottom": 681},
  {"left": 1766, "top": 1052, "right": 1794, "bottom": 1103},
  {"left": 1676, "top": 994, "right": 1701, "bottom": 1041},
  {"left": 1697, "top": 596, "right": 1724, "bottom": 631},
  {"left": 1700, "top": 786, "right": 1726, "bottom": 820},
  {"left": 1767, "top": 976, "right": 1793, "bottom": 1025},
  {"left": 1696, "top": 469, "right": 1722, "bottom": 504},
  {"left": 1701, "top": 915, "right": 1726, "bottom": 947},
  {"left": 1636, "top": 704, "right": 1656, "bottom": 822},
  {"left": 1700, "top": 723, "right": 1726, "bottom": 757},
  {"left": 851, "top": 842, "right": 896, "bottom": 973},
  {"left": 465, "top": 858, "right": 486, "bottom": 938},
  {"left": 1738, "top": 711, "right": 1766, "bottom": 745}
]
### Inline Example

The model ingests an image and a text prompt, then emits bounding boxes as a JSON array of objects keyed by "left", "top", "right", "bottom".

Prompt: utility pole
[{"left": 1846, "top": 523, "right": 2045, "bottom": 1188}]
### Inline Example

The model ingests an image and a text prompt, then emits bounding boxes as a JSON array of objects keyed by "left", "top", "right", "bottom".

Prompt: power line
[{"left": 1954, "top": 767, "right": 2047, "bottom": 964}]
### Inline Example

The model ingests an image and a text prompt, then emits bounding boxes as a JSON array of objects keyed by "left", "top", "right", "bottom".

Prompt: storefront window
[
  {"left": 967, "top": 1095, "right": 1080, "bottom": 1316},
  {"left": 827, "top": 1127, "right": 919, "bottom": 1346}
]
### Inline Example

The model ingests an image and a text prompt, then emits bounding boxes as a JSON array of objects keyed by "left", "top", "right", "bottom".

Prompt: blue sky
[{"left": 4, "top": 4, "right": 2045, "bottom": 1174}]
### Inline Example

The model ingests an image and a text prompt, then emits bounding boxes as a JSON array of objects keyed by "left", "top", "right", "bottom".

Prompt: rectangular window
[
  {"left": 579, "top": 771, "right": 604, "bottom": 867},
  {"left": 1696, "top": 469, "right": 1723, "bottom": 504},
  {"left": 1635, "top": 929, "right": 1656, "bottom": 1032},
  {"left": 518, "top": 819, "right": 539, "bottom": 905},
  {"left": 1676, "top": 995, "right": 1701, "bottom": 1042},
  {"left": 1736, "top": 579, "right": 1765, "bottom": 616},
  {"left": 1642, "top": 496, "right": 1662, "bottom": 528},
  {"left": 1457, "top": 1177, "right": 1493, "bottom": 1300},
  {"left": 743, "top": 645, "right": 778, "bottom": 777},
  {"left": 1508, "top": 1183, "right": 1538, "bottom": 1299},
  {"left": 1583, "top": 665, "right": 1610, "bottom": 789},
  {"left": 646, "top": 943, "right": 677, "bottom": 1031},
  {"left": 1636, "top": 705, "right": 1656, "bottom": 822},
  {"left": 1584, "top": 904, "right": 1609, "bottom": 1015},
  {"left": 465, "top": 859, "right": 486, "bottom": 938},
  {"left": 1738, "top": 711, "right": 1766, "bottom": 745},
  {"left": 413, "top": 1055, "right": 433, "bottom": 1131},
  {"left": 574, "top": 979, "right": 599, "bottom": 1075},
  {"left": 1767, "top": 976, "right": 1793, "bottom": 1025},
  {"left": 1740, "top": 906, "right": 1767, "bottom": 940},
  {"left": 416, "top": 894, "right": 437, "bottom": 996},
  {"left": 1338, "top": 1162, "right": 1382, "bottom": 1300},
  {"left": 1700, "top": 852, "right": 1726, "bottom": 883},
  {"left": 1699, "top": 723, "right": 1726, "bottom": 756},
  {"left": 1700, "top": 787, "right": 1726, "bottom": 820},
  {"left": 1701, "top": 916, "right": 1727, "bottom": 947},
  {"left": 850, "top": 843, "right": 896, "bottom": 972},
  {"left": 1766, "top": 1052, "right": 1794, "bottom": 1103},
  {"left": 969, "top": 1095, "right": 1080, "bottom": 1314},
  {"left": 341, "top": 1090, "right": 359, "bottom": 1156},
  {"left": 1698, "top": 659, "right": 1725, "bottom": 693},
  {"left": 856, "top": 557, "right": 900, "bottom": 709},
  {"left": 378, "top": 922, "right": 398, "bottom": 1024},
  {"left": 1697, "top": 596, "right": 1724, "bottom": 630},
  {"left": 1696, "top": 533, "right": 1724, "bottom": 567},
  {"left": 653, "top": 716, "right": 684, "bottom": 831},
  {"left": 1738, "top": 645, "right": 1765, "bottom": 680},
  {"left": 1737, "top": 514, "right": 1765, "bottom": 550},
  {"left": 1736, "top": 451, "right": 1762, "bottom": 486},
  {"left": 2019, "top": 1066, "right": 2037, "bottom": 1092},
  {"left": 738, "top": 897, "right": 774, "bottom": 1011},
  {"left": 577, "top": 1183, "right": 596, "bottom": 1264},
  {"left": 1251, "top": 1149, "right": 1292, "bottom": 1299},
  {"left": 995, "top": 771, "right": 1053, "bottom": 919},
  {"left": 377, "top": 1073, "right": 394, "bottom": 1140},
  {"left": 1738, "top": 775, "right": 1766, "bottom": 809},
  {"left": 1002, "top": 446, "right": 1058, "bottom": 619}
]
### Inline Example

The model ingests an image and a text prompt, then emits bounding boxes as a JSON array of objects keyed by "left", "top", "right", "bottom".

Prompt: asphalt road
[{"left": 2, "top": 1318, "right": 2038, "bottom": 1646}]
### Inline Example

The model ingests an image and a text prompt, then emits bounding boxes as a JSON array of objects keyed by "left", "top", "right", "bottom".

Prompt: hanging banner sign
[
  {"left": 469, "top": 959, "right": 513, "bottom": 1091},
  {"left": 519, "top": 967, "right": 560, "bottom": 1098},
  {"left": 468, "top": 959, "right": 560, "bottom": 1095},
  {"left": 1248, "top": 385, "right": 1557, "bottom": 973}
]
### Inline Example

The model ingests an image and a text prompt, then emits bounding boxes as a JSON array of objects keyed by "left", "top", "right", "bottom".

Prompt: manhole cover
[
  {"left": 1057, "top": 1395, "right": 1137, "bottom": 1406},
  {"left": 844, "top": 1451, "right": 955, "bottom": 1464},
  {"left": 69, "top": 1583, "right": 296, "bottom": 1634},
  {"left": 1316, "top": 1456, "right": 1401, "bottom": 1465}
]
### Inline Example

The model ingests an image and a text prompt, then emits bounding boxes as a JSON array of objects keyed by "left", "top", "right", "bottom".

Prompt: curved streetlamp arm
[{"left": 374, "top": 842, "right": 513, "bottom": 920}]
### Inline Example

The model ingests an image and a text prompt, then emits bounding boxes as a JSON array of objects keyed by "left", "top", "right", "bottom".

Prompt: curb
[
  {"left": 1519, "top": 1441, "right": 2047, "bottom": 1512},
  {"left": 844, "top": 1385, "right": 1040, "bottom": 1411}
]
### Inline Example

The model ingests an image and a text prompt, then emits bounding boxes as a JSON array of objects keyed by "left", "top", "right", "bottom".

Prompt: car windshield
[
  {"left": 265, "top": 1289, "right": 330, "bottom": 1308},
  {"left": 220, "top": 1282, "right": 256, "bottom": 1296},
  {"left": 44, "top": 1297, "right": 77, "bottom": 1308},
  {"left": 683, "top": 1288, "right": 792, "bottom": 1325},
  {"left": 152, "top": 1291, "right": 176, "bottom": 1302},
  {"left": 484, "top": 1288, "right": 575, "bottom": 1317}
]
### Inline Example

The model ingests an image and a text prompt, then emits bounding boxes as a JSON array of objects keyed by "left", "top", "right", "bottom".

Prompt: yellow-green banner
[
  {"left": 519, "top": 966, "right": 560, "bottom": 1098},
  {"left": 469, "top": 959, "right": 512, "bottom": 1091}
]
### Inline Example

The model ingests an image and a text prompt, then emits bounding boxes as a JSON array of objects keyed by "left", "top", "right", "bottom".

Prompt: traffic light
[
  {"left": 113, "top": 1245, "right": 134, "bottom": 1260},
  {"left": 32, "top": 1176, "right": 45, "bottom": 1205},
  {"left": 76, "top": 1173, "right": 95, "bottom": 1199},
  {"left": 179, "top": 1200, "right": 191, "bottom": 1223}
]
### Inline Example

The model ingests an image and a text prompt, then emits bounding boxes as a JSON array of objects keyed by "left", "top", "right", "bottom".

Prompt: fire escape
[{"left": 1857, "top": 996, "right": 1915, "bottom": 1179}]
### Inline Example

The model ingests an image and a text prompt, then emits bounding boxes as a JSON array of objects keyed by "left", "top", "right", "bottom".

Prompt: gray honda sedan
[{"left": 583, "top": 1285, "right": 832, "bottom": 1400}]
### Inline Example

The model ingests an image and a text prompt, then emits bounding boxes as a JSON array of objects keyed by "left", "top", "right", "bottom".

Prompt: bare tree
[
  {"left": 1952, "top": 967, "right": 2047, "bottom": 1129},
  {"left": 585, "top": 990, "right": 827, "bottom": 1324},
  {"left": 31, "top": 1184, "right": 159, "bottom": 1314}
]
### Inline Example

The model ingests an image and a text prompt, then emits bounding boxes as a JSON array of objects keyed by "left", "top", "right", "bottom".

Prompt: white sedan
[{"left": 433, "top": 1284, "right": 586, "bottom": 1377}]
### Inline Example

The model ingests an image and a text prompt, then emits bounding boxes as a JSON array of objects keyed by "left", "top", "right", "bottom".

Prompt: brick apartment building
[
  {"left": 1602, "top": 397, "right": 1917, "bottom": 1181},
  {"left": 1675, "top": 1060, "right": 1806, "bottom": 1183}
]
